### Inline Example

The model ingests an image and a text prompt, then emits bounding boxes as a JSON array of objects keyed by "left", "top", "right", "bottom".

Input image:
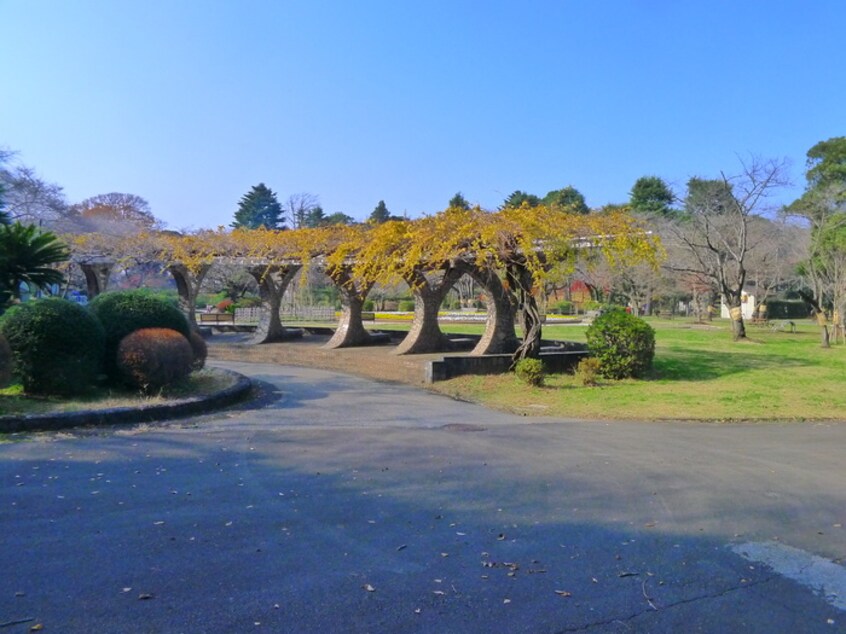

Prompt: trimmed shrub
[
  {"left": 585, "top": 307, "right": 655, "bottom": 379},
  {"left": 551, "top": 300, "right": 573, "bottom": 315},
  {"left": 514, "top": 357, "right": 545, "bottom": 387},
  {"left": 764, "top": 300, "right": 811, "bottom": 320},
  {"left": 398, "top": 300, "right": 415, "bottom": 312},
  {"left": 0, "top": 298, "right": 105, "bottom": 396},
  {"left": 116, "top": 328, "right": 194, "bottom": 391},
  {"left": 188, "top": 329, "right": 207, "bottom": 371},
  {"left": 0, "top": 333, "right": 13, "bottom": 389},
  {"left": 363, "top": 299, "right": 375, "bottom": 311},
  {"left": 89, "top": 290, "right": 190, "bottom": 376},
  {"left": 576, "top": 357, "right": 601, "bottom": 387}
]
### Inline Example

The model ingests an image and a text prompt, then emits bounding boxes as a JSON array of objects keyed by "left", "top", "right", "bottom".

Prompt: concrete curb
[{"left": 0, "top": 369, "right": 253, "bottom": 434}]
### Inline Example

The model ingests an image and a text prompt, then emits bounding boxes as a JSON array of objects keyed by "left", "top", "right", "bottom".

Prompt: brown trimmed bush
[
  {"left": 0, "top": 333, "right": 12, "bottom": 389},
  {"left": 116, "top": 328, "right": 193, "bottom": 392},
  {"left": 88, "top": 289, "right": 190, "bottom": 379},
  {"left": 188, "top": 330, "right": 207, "bottom": 371}
]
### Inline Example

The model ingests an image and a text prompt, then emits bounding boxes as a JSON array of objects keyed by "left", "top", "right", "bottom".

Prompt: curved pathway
[{"left": 1, "top": 361, "right": 845, "bottom": 632}]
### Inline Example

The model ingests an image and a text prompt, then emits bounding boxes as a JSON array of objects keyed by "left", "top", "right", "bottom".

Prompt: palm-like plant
[{"left": 0, "top": 222, "right": 69, "bottom": 305}]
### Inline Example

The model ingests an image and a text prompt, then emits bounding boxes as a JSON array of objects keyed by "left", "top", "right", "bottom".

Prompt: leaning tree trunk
[
  {"left": 798, "top": 290, "right": 830, "bottom": 349},
  {"left": 510, "top": 265, "right": 542, "bottom": 367}
]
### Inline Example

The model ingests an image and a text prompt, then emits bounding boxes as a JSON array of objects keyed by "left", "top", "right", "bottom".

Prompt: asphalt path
[{"left": 1, "top": 361, "right": 845, "bottom": 633}]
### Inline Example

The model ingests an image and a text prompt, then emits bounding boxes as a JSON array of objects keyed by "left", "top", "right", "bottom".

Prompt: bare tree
[
  {"left": 69, "top": 192, "right": 162, "bottom": 235},
  {"left": 667, "top": 157, "right": 789, "bottom": 340},
  {"left": 0, "top": 160, "right": 72, "bottom": 229},
  {"left": 285, "top": 193, "right": 320, "bottom": 229},
  {"left": 745, "top": 217, "right": 807, "bottom": 309}
]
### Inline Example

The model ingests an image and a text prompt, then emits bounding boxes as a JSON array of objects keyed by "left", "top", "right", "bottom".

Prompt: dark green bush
[
  {"left": 0, "top": 333, "right": 12, "bottom": 388},
  {"left": 398, "top": 300, "right": 415, "bottom": 312},
  {"left": 188, "top": 329, "right": 207, "bottom": 371},
  {"left": 763, "top": 300, "right": 811, "bottom": 320},
  {"left": 514, "top": 357, "right": 545, "bottom": 387},
  {"left": 585, "top": 307, "right": 655, "bottom": 379},
  {"left": 89, "top": 290, "right": 190, "bottom": 376},
  {"left": 0, "top": 298, "right": 105, "bottom": 396},
  {"left": 363, "top": 299, "right": 375, "bottom": 311},
  {"left": 116, "top": 328, "right": 194, "bottom": 391}
]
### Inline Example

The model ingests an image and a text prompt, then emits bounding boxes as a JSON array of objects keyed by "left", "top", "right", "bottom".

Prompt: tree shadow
[{"left": 651, "top": 347, "right": 816, "bottom": 381}]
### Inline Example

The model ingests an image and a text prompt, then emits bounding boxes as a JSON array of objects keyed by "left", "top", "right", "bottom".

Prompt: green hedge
[{"left": 0, "top": 298, "right": 105, "bottom": 396}]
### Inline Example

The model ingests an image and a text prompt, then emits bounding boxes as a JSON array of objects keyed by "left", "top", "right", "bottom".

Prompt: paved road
[{"left": 2, "top": 362, "right": 845, "bottom": 633}]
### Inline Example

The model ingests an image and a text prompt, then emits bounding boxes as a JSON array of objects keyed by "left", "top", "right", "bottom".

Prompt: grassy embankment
[{"left": 382, "top": 317, "right": 846, "bottom": 421}]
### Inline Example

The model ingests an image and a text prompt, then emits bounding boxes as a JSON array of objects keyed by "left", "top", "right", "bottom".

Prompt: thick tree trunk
[
  {"left": 247, "top": 264, "right": 301, "bottom": 344},
  {"left": 79, "top": 261, "right": 114, "bottom": 299},
  {"left": 453, "top": 261, "right": 518, "bottom": 356},
  {"left": 395, "top": 266, "right": 463, "bottom": 355},
  {"left": 168, "top": 263, "right": 211, "bottom": 330},
  {"left": 324, "top": 265, "right": 374, "bottom": 349}
]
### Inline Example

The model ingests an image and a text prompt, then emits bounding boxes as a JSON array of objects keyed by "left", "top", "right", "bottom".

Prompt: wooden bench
[{"left": 198, "top": 313, "right": 235, "bottom": 324}]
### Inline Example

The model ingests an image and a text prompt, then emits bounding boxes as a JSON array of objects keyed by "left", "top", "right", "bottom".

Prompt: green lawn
[{"left": 425, "top": 318, "right": 846, "bottom": 421}]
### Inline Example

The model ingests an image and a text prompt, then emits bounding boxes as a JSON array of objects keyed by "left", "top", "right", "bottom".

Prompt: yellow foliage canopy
[{"left": 63, "top": 205, "right": 661, "bottom": 289}]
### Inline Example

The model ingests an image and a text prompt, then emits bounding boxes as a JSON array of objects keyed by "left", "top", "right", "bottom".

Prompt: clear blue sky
[{"left": 2, "top": 0, "right": 844, "bottom": 229}]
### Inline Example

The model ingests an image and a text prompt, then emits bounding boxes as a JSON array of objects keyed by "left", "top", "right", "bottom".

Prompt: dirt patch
[{"left": 206, "top": 332, "right": 443, "bottom": 386}]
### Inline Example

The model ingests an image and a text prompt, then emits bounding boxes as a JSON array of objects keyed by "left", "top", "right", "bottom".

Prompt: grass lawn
[
  {"left": 400, "top": 317, "right": 846, "bottom": 421},
  {"left": 0, "top": 369, "right": 237, "bottom": 418}
]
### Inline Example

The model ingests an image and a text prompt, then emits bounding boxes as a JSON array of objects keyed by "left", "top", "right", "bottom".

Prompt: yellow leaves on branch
[{"left": 62, "top": 204, "right": 661, "bottom": 287}]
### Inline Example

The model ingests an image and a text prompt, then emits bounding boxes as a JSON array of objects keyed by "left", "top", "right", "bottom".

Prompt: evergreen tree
[
  {"left": 448, "top": 192, "right": 470, "bottom": 210},
  {"left": 500, "top": 190, "right": 540, "bottom": 209},
  {"left": 369, "top": 200, "right": 391, "bottom": 224},
  {"left": 630, "top": 176, "right": 675, "bottom": 216},
  {"left": 303, "top": 206, "right": 326, "bottom": 228},
  {"left": 543, "top": 186, "right": 589, "bottom": 214},
  {"left": 231, "top": 183, "right": 285, "bottom": 229},
  {"left": 324, "top": 212, "right": 356, "bottom": 226}
]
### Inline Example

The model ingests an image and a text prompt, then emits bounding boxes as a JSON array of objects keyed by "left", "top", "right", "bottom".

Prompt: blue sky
[{"left": 2, "top": 0, "right": 844, "bottom": 229}]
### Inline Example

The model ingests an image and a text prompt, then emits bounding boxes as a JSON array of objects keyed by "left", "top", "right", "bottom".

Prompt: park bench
[{"left": 198, "top": 313, "right": 235, "bottom": 324}]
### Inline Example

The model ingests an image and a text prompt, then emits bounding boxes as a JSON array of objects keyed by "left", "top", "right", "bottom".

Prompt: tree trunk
[
  {"left": 817, "top": 312, "right": 831, "bottom": 349},
  {"left": 723, "top": 293, "right": 747, "bottom": 341},
  {"left": 511, "top": 265, "right": 542, "bottom": 366}
]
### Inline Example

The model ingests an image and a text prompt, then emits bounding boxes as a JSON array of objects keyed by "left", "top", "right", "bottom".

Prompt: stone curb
[{"left": 0, "top": 369, "right": 253, "bottom": 434}]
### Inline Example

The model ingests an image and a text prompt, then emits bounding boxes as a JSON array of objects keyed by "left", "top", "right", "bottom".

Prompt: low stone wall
[
  {"left": 426, "top": 346, "right": 589, "bottom": 383},
  {"left": 0, "top": 370, "right": 252, "bottom": 434}
]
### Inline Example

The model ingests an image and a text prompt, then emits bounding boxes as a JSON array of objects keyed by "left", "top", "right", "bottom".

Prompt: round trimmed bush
[
  {"left": 0, "top": 298, "right": 105, "bottom": 396},
  {"left": 116, "top": 328, "right": 193, "bottom": 391},
  {"left": 89, "top": 290, "right": 190, "bottom": 376},
  {"left": 0, "top": 333, "right": 13, "bottom": 388},
  {"left": 188, "top": 329, "right": 207, "bottom": 371},
  {"left": 585, "top": 307, "right": 655, "bottom": 379}
]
